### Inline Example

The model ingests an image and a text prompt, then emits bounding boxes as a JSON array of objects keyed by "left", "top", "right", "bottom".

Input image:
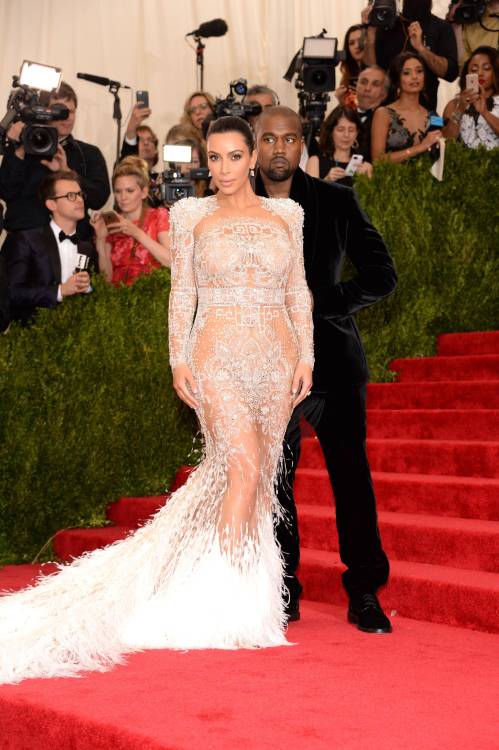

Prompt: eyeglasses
[
  {"left": 52, "top": 190, "right": 86, "bottom": 202},
  {"left": 188, "top": 102, "right": 210, "bottom": 115}
]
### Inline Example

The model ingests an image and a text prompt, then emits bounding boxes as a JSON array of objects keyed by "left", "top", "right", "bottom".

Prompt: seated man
[
  {"left": 0, "top": 81, "right": 110, "bottom": 240},
  {"left": 355, "top": 66, "right": 390, "bottom": 161},
  {"left": 2, "top": 170, "right": 97, "bottom": 324}
]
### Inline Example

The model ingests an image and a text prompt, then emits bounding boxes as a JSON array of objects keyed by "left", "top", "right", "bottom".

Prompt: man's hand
[
  {"left": 60, "top": 272, "right": 90, "bottom": 297},
  {"left": 408, "top": 21, "right": 424, "bottom": 51},
  {"left": 361, "top": 3, "right": 373, "bottom": 25},
  {"left": 125, "top": 103, "right": 152, "bottom": 139},
  {"left": 41, "top": 145, "right": 68, "bottom": 172}
]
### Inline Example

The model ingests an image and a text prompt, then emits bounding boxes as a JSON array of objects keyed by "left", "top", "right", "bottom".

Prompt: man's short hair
[
  {"left": 51, "top": 81, "right": 78, "bottom": 108},
  {"left": 362, "top": 66, "right": 391, "bottom": 91},
  {"left": 244, "top": 85, "right": 280, "bottom": 106},
  {"left": 40, "top": 169, "right": 80, "bottom": 204}
]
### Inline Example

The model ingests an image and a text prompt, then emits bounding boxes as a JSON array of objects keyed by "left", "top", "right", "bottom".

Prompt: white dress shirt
[{"left": 50, "top": 220, "right": 88, "bottom": 302}]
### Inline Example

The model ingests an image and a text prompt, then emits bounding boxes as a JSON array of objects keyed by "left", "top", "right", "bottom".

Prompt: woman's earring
[
  {"left": 353, "top": 139, "right": 359, "bottom": 149},
  {"left": 250, "top": 168, "right": 255, "bottom": 178}
]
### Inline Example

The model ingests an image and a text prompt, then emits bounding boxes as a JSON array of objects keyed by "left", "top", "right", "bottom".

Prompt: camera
[
  {"left": 449, "top": 0, "right": 488, "bottom": 24},
  {"left": 213, "top": 79, "right": 262, "bottom": 122},
  {"left": 0, "top": 61, "right": 68, "bottom": 158},
  {"left": 368, "top": 0, "right": 398, "bottom": 30},
  {"left": 161, "top": 144, "right": 210, "bottom": 205},
  {"left": 284, "top": 33, "right": 344, "bottom": 145}
]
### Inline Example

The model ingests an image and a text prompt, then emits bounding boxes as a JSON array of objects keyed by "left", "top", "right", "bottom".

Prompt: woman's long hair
[
  {"left": 318, "top": 106, "right": 361, "bottom": 160},
  {"left": 340, "top": 24, "right": 366, "bottom": 85},
  {"left": 459, "top": 46, "right": 499, "bottom": 95},
  {"left": 387, "top": 51, "right": 428, "bottom": 107},
  {"left": 180, "top": 91, "right": 216, "bottom": 130}
]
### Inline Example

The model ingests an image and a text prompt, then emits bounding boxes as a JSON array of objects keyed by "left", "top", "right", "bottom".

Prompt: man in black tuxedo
[
  {"left": 356, "top": 66, "right": 390, "bottom": 162},
  {"left": 255, "top": 107, "right": 397, "bottom": 633},
  {"left": 2, "top": 170, "right": 97, "bottom": 324},
  {"left": 0, "top": 81, "right": 110, "bottom": 241}
]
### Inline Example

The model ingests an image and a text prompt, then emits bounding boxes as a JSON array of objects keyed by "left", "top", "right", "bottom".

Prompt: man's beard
[
  {"left": 403, "top": 0, "right": 432, "bottom": 21},
  {"left": 261, "top": 158, "right": 294, "bottom": 182}
]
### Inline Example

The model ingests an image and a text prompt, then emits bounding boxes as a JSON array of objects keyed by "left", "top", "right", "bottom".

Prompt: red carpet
[
  {"left": 47, "top": 330, "right": 499, "bottom": 634},
  {"left": 0, "top": 578, "right": 497, "bottom": 750}
]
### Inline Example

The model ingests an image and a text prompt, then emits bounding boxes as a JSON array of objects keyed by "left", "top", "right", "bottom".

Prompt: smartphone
[
  {"left": 163, "top": 144, "right": 192, "bottom": 164},
  {"left": 345, "top": 154, "right": 364, "bottom": 177},
  {"left": 136, "top": 90, "right": 149, "bottom": 109},
  {"left": 465, "top": 73, "right": 479, "bottom": 94},
  {"left": 101, "top": 210, "right": 120, "bottom": 227}
]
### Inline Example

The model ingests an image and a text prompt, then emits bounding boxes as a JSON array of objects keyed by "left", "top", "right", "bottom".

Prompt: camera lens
[
  {"left": 375, "top": 9, "right": 388, "bottom": 22},
  {"left": 311, "top": 69, "right": 328, "bottom": 87},
  {"left": 174, "top": 187, "right": 187, "bottom": 199},
  {"left": 22, "top": 125, "right": 58, "bottom": 156}
]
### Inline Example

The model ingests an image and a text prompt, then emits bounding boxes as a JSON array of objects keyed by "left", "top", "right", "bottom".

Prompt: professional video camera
[
  {"left": 213, "top": 78, "right": 261, "bottom": 121},
  {"left": 284, "top": 32, "right": 344, "bottom": 147},
  {"left": 0, "top": 61, "right": 68, "bottom": 158},
  {"left": 368, "top": 0, "right": 398, "bottom": 30},
  {"left": 161, "top": 144, "right": 210, "bottom": 205},
  {"left": 449, "top": 0, "right": 488, "bottom": 24}
]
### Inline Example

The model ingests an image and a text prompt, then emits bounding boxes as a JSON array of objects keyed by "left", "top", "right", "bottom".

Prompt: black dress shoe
[
  {"left": 285, "top": 600, "right": 300, "bottom": 623},
  {"left": 348, "top": 593, "right": 392, "bottom": 634}
]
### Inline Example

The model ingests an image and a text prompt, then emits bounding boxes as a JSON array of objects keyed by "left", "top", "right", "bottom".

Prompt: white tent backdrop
[{"left": 0, "top": 0, "right": 455, "bottom": 202}]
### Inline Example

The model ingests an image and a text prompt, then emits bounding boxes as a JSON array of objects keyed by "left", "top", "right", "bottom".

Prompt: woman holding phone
[
  {"left": 306, "top": 106, "right": 373, "bottom": 186},
  {"left": 91, "top": 156, "right": 171, "bottom": 285},
  {"left": 443, "top": 46, "right": 499, "bottom": 149}
]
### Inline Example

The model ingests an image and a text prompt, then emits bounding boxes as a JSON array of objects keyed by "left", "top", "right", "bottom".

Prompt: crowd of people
[{"left": 0, "top": 0, "right": 498, "bottom": 329}]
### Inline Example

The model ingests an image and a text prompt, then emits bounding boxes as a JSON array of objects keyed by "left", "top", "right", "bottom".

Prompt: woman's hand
[
  {"left": 335, "top": 85, "right": 348, "bottom": 104},
  {"left": 291, "top": 361, "right": 313, "bottom": 409},
  {"left": 457, "top": 87, "right": 478, "bottom": 113},
  {"left": 325, "top": 166, "right": 347, "bottom": 182},
  {"left": 107, "top": 214, "right": 141, "bottom": 240},
  {"left": 90, "top": 212, "right": 109, "bottom": 240},
  {"left": 172, "top": 364, "right": 199, "bottom": 409},
  {"left": 473, "top": 90, "right": 488, "bottom": 116},
  {"left": 357, "top": 161, "right": 373, "bottom": 178},
  {"left": 420, "top": 129, "right": 442, "bottom": 150}
]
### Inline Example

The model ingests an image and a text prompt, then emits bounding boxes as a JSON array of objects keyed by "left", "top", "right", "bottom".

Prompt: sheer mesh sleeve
[
  {"left": 168, "top": 200, "right": 198, "bottom": 369},
  {"left": 283, "top": 201, "right": 314, "bottom": 368}
]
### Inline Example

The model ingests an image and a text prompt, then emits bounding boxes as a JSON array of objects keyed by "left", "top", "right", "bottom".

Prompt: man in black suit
[
  {"left": 356, "top": 66, "right": 390, "bottom": 162},
  {"left": 2, "top": 170, "right": 97, "bottom": 324},
  {"left": 255, "top": 107, "right": 397, "bottom": 633},
  {"left": 0, "top": 81, "right": 110, "bottom": 241}
]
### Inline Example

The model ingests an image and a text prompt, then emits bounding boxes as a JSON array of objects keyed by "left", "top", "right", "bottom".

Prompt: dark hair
[
  {"left": 459, "top": 46, "right": 499, "bottom": 94},
  {"left": 136, "top": 125, "right": 159, "bottom": 167},
  {"left": 50, "top": 81, "right": 78, "bottom": 108},
  {"left": 319, "top": 106, "right": 361, "bottom": 160},
  {"left": 388, "top": 52, "right": 427, "bottom": 105},
  {"left": 40, "top": 169, "right": 80, "bottom": 203},
  {"left": 341, "top": 25, "right": 366, "bottom": 82},
  {"left": 206, "top": 116, "right": 255, "bottom": 152}
]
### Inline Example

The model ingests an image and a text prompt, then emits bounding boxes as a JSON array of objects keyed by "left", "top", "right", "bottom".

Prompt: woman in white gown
[{"left": 0, "top": 116, "right": 313, "bottom": 683}]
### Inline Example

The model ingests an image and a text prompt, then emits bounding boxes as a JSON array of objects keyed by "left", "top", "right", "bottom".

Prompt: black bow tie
[{"left": 59, "top": 230, "right": 78, "bottom": 245}]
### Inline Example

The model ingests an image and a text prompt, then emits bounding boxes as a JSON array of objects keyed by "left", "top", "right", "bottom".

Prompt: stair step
[
  {"left": 300, "top": 437, "right": 499, "bottom": 479},
  {"left": 389, "top": 355, "right": 499, "bottom": 382},
  {"left": 295, "top": 468, "right": 499, "bottom": 521},
  {"left": 297, "top": 505, "right": 499, "bottom": 573},
  {"left": 299, "top": 548, "right": 499, "bottom": 633},
  {"left": 53, "top": 526, "right": 130, "bottom": 561},
  {"left": 367, "top": 409, "right": 499, "bottom": 440},
  {"left": 367, "top": 381, "right": 499, "bottom": 409},
  {"left": 107, "top": 495, "right": 168, "bottom": 528},
  {"left": 438, "top": 331, "right": 499, "bottom": 356}
]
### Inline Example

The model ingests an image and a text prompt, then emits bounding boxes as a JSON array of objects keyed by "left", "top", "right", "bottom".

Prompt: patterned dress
[{"left": 0, "top": 195, "right": 313, "bottom": 683}]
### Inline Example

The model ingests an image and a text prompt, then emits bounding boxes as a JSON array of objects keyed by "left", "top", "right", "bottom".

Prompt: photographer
[
  {"left": 1, "top": 169, "right": 97, "bottom": 324},
  {"left": 242, "top": 84, "right": 279, "bottom": 128},
  {"left": 0, "top": 82, "right": 110, "bottom": 241},
  {"left": 91, "top": 156, "right": 170, "bottom": 286},
  {"left": 443, "top": 45, "right": 499, "bottom": 147},
  {"left": 448, "top": 1, "right": 499, "bottom": 66},
  {"left": 362, "top": 1, "right": 459, "bottom": 110},
  {"left": 164, "top": 127, "right": 209, "bottom": 197}
]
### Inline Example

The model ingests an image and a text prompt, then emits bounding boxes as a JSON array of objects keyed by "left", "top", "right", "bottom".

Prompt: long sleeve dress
[{"left": 0, "top": 195, "right": 313, "bottom": 683}]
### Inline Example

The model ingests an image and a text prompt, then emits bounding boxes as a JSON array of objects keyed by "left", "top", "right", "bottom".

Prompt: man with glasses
[
  {"left": 2, "top": 170, "right": 97, "bottom": 324},
  {"left": 0, "top": 81, "right": 110, "bottom": 241}
]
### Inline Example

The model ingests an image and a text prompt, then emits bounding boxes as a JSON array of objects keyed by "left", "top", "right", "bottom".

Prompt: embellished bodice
[{"left": 168, "top": 195, "right": 313, "bottom": 369}]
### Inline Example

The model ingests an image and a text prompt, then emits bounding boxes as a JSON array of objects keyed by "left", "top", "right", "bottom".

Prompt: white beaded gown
[{"left": 0, "top": 195, "right": 314, "bottom": 683}]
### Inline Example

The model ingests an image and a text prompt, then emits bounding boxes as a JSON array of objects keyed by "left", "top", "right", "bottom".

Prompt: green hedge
[
  {"left": 1, "top": 141, "right": 498, "bottom": 563},
  {"left": 355, "top": 141, "right": 499, "bottom": 380},
  {"left": 0, "top": 271, "right": 196, "bottom": 564}
]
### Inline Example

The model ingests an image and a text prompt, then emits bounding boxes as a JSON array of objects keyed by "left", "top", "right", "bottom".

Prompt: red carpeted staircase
[{"left": 50, "top": 331, "right": 499, "bottom": 634}]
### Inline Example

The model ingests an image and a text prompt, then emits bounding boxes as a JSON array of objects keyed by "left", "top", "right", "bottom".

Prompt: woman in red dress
[{"left": 92, "top": 156, "right": 170, "bottom": 285}]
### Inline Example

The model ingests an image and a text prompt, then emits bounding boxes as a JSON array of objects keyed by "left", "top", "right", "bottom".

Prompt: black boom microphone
[
  {"left": 77, "top": 72, "right": 130, "bottom": 89},
  {"left": 186, "top": 18, "right": 228, "bottom": 38}
]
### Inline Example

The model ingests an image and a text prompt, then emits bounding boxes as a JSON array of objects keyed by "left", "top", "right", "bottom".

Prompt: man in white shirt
[{"left": 2, "top": 170, "right": 97, "bottom": 324}]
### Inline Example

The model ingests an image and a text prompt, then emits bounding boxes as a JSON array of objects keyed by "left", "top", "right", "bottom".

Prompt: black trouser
[{"left": 276, "top": 382, "right": 390, "bottom": 603}]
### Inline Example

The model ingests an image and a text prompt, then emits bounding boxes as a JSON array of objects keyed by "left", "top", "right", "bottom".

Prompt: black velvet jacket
[
  {"left": 2, "top": 224, "right": 98, "bottom": 324},
  {"left": 255, "top": 168, "right": 397, "bottom": 391}
]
